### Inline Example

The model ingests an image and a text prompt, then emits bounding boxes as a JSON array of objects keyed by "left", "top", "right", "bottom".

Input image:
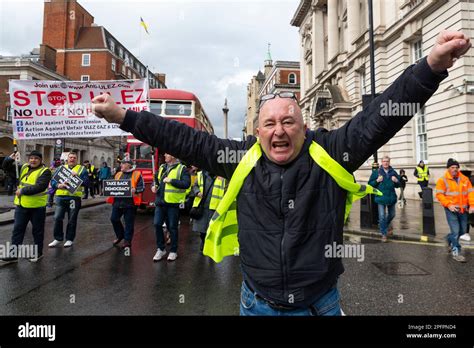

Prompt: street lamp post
[{"left": 368, "top": 0, "right": 377, "bottom": 163}]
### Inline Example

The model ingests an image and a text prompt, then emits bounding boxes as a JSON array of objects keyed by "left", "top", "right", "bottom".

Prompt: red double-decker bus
[{"left": 125, "top": 89, "right": 214, "bottom": 209}]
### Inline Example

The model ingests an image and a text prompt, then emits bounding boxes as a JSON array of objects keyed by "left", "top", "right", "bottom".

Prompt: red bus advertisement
[{"left": 125, "top": 89, "right": 214, "bottom": 209}]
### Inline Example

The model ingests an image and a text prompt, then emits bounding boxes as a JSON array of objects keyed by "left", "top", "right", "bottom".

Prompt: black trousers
[{"left": 12, "top": 206, "right": 46, "bottom": 256}]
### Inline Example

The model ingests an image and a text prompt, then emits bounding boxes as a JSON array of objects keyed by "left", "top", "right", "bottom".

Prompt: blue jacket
[
  {"left": 368, "top": 166, "right": 401, "bottom": 205},
  {"left": 99, "top": 166, "right": 111, "bottom": 180}
]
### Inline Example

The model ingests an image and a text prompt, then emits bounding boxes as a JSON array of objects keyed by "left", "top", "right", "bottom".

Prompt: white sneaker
[
  {"left": 48, "top": 240, "right": 62, "bottom": 248},
  {"left": 167, "top": 252, "right": 178, "bottom": 261},
  {"left": 64, "top": 240, "right": 74, "bottom": 248},
  {"left": 460, "top": 234, "right": 471, "bottom": 242},
  {"left": 153, "top": 249, "right": 167, "bottom": 262}
]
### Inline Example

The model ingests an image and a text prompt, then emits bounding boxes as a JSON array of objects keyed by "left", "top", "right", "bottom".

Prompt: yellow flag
[{"left": 140, "top": 17, "right": 149, "bottom": 34}]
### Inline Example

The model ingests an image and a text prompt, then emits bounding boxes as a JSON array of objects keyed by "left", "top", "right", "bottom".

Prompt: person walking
[
  {"left": 398, "top": 169, "right": 408, "bottom": 206},
  {"left": 151, "top": 154, "right": 190, "bottom": 262},
  {"left": 414, "top": 160, "right": 430, "bottom": 198},
  {"left": 48, "top": 152, "right": 88, "bottom": 248},
  {"left": 0, "top": 151, "right": 51, "bottom": 263},
  {"left": 108, "top": 160, "right": 144, "bottom": 249},
  {"left": 98, "top": 161, "right": 112, "bottom": 195},
  {"left": 191, "top": 170, "right": 226, "bottom": 253},
  {"left": 369, "top": 156, "right": 401, "bottom": 242},
  {"left": 92, "top": 30, "right": 470, "bottom": 315},
  {"left": 435, "top": 158, "right": 474, "bottom": 262},
  {"left": 83, "top": 160, "right": 96, "bottom": 199}
]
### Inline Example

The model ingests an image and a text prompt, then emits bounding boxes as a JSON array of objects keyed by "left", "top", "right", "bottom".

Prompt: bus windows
[
  {"left": 129, "top": 143, "right": 153, "bottom": 169},
  {"left": 150, "top": 101, "right": 162, "bottom": 115},
  {"left": 165, "top": 102, "right": 192, "bottom": 116}
]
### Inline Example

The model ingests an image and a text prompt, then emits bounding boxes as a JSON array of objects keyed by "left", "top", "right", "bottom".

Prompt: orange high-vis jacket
[
  {"left": 435, "top": 171, "right": 474, "bottom": 213},
  {"left": 106, "top": 171, "right": 143, "bottom": 206}
]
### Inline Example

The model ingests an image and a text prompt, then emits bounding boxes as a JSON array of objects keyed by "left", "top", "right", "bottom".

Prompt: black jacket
[
  {"left": 3, "top": 157, "right": 52, "bottom": 196},
  {"left": 120, "top": 57, "right": 446, "bottom": 307}
]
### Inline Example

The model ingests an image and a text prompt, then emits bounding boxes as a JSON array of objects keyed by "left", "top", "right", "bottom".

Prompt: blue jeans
[
  {"left": 12, "top": 206, "right": 46, "bottom": 256},
  {"left": 154, "top": 204, "right": 180, "bottom": 253},
  {"left": 444, "top": 208, "right": 467, "bottom": 253},
  {"left": 377, "top": 204, "right": 396, "bottom": 236},
  {"left": 53, "top": 197, "right": 82, "bottom": 241},
  {"left": 240, "top": 281, "right": 342, "bottom": 316},
  {"left": 110, "top": 205, "right": 137, "bottom": 242}
]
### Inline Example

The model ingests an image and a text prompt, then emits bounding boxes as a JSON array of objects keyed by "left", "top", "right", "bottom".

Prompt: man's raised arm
[
  {"left": 92, "top": 96, "right": 255, "bottom": 180},
  {"left": 321, "top": 30, "right": 471, "bottom": 172}
]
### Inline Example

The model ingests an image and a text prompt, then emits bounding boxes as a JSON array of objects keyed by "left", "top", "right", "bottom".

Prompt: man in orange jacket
[
  {"left": 108, "top": 160, "right": 144, "bottom": 249},
  {"left": 435, "top": 158, "right": 474, "bottom": 262}
]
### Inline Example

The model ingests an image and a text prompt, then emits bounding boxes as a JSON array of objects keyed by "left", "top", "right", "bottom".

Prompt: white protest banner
[{"left": 9, "top": 79, "right": 149, "bottom": 140}]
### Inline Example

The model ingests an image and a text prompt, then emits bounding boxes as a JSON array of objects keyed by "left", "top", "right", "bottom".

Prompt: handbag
[{"left": 189, "top": 175, "right": 215, "bottom": 219}]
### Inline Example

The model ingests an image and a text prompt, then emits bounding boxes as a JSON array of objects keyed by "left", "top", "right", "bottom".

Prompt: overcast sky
[{"left": 0, "top": 0, "right": 300, "bottom": 139}]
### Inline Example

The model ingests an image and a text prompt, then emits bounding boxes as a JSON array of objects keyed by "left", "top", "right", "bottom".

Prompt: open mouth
[{"left": 271, "top": 141, "right": 290, "bottom": 150}]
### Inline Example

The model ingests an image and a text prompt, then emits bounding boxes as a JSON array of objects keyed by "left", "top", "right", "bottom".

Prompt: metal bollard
[{"left": 422, "top": 187, "right": 435, "bottom": 236}]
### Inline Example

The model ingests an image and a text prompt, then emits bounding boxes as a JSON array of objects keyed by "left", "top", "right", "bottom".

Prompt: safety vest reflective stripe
[
  {"left": 203, "top": 139, "right": 382, "bottom": 263},
  {"left": 416, "top": 166, "right": 429, "bottom": 181},
  {"left": 14, "top": 164, "right": 50, "bottom": 208},
  {"left": 158, "top": 163, "right": 188, "bottom": 204},
  {"left": 193, "top": 172, "right": 226, "bottom": 210},
  {"left": 435, "top": 189, "right": 446, "bottom": 194},
  {"left": 55, "top": 165, "right": 85, "bottom": 197}
]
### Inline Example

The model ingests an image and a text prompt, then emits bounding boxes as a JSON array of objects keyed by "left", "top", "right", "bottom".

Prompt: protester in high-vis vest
[
  {"left": 108, "top": 159, "right": 144, "bottom": 249},
  {"left": 0, "top": 151, "right": 51, "bottom": 264},
  {"left": 191, "top": 170, "right": 226, "bottom": 253},
  {"left": 435, "top": 158, "right": 474, "bottom": 263},
  {"left": 48, "top": 152, "right": 89, "bottom": 248},
  {"left": 92, "top": 29, "right": 470, "bottom": 315},
  {"left": 414, "top": 160, "right": 430, "bottom": 198},
  {"left": 151, "top": 154, "right": 190, "bottom": 262},
  {"left": 83, "top": 160, "right": 97, "bottom": 199}
]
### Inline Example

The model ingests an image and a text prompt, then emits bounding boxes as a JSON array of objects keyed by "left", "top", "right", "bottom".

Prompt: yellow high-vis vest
[
  {"left": 157, "top": 163, "right": 188, "bottom": 204},
  {"left": 55, "top": 165, "right": 86, "bottom": 197},
  {"left": 203, "top": 139, "right": 383, "bottom": 263},
  {"left": 416, "top": 166, "right": 429, "bottom": 182},
  {"left": 14, "top": 164, "right": 50, "bottom": 208},
  {"left": 192, "top": 172, "right": 226, "bottom": 210}
]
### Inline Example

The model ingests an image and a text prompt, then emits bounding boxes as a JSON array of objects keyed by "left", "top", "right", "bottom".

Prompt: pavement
[
  {"left": 0, "top": 194, "right": 106, "bottom": 225},
  {"left": 345, "top": 198, "right": 474, "bottom": 247},
  {"left": 0, "top": 204, "right": 471, "bottom": 315}
]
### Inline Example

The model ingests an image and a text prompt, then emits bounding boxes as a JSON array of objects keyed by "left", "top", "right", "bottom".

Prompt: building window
[
  {"left": 288, "top": 73, "right": 297, "bottom": 84},
  {"left": 413, "top": 39, "right": 423, "bottom": 63},
  {"left": 127, "top": 69, "right": 131, "bottom": 78},
  {"left": 118, "top": 47, "right": 123, "bottom": 59},
  {"left": 6, "top": 106, "right": 12, "bottom": 121},
  {"left": 111, "top": 58, "right": 116, "bottom": 72},
  {"left": 109, "top": 39, "right": 115, "bottom": 53},
  {"left": 415, "top": 106, "right": 428, "bottom": 162},
  {"left": 359, "top": 70, "right": 367, "bottom": 97},
  {"left": 121, "top": 64, "right": 126, "bottom": 75},
  {"left": 82, "top": 53, "right": 91, "bottom": 66},
  {"left": 81, "top": 75, "right": 90, "bottom": 82}
]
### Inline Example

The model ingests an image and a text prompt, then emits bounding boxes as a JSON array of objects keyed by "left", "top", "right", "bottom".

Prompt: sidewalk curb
[
  {"left": 343, "top": 227, "right": 442, "bottom": 244},
  {"left": 0, "top": 200, "right": 106, "bottom": 226}
]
